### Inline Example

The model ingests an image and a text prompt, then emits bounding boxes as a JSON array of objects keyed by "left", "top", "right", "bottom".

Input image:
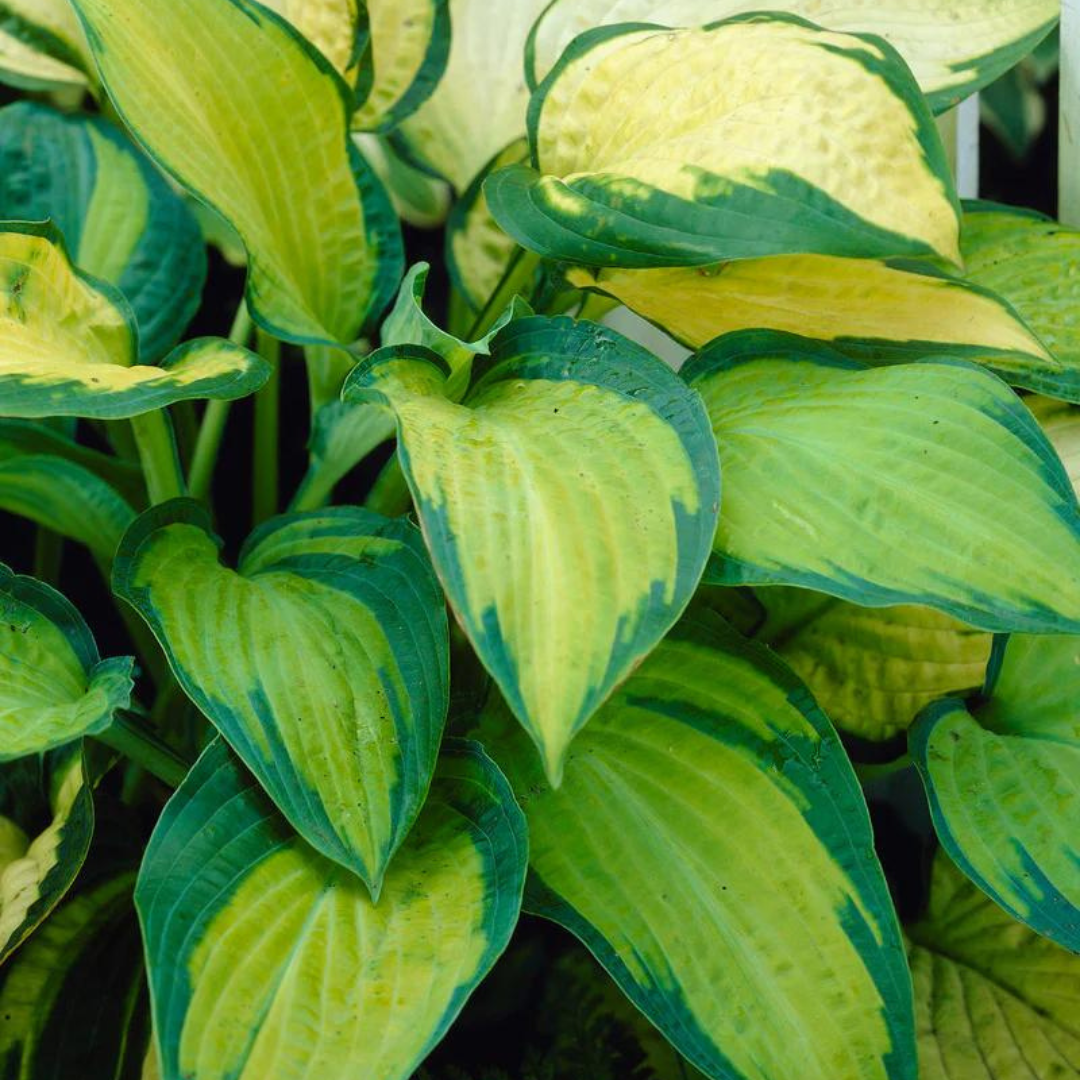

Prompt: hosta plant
[{"left": 0, "top": 1, "right": 1078, "bottom": 1078}]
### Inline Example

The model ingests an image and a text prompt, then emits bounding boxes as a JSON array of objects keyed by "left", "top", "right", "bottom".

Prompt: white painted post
[
  {"left": 956, "top": 93, "right": 981, "bottom": 199},
  {"left": 1061, "top": 0, "right": 1080, "bottom": 224}
]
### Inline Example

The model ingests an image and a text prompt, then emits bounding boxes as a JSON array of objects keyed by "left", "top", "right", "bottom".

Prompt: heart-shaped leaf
[
  {"left": 393, "top": 0, "right": 551, "bottom": 192},
  {"left": 138, "top": 738, "right": 527, "bottom": 1080},
  {"left": 487, "top": 15, "right": 960, "bottom": 268},
  {"left": 907, "top": 852, "right": 1080, "bottom": 1080},
  {"left": 0, "top": 743, "right": 95, "bottom": 964},
  {"left": 352, "top": 0, "right": 450, "bottom": 131},
  {"left": 685, "top": 331, "right": 1080, "bottom": 633},
  {"left": 911, "top": 633, "right": 1080, "bottom": 950},
  {"left": 567, "top": 257, "right": 1066, "bottom": 398},
  {"left": 343, "top": 316, "right": 720, "bottom": 784},
  {"left": 113, "top": 501, "right": 449, "bottom": 894},
  {"left": 70, "top": 0, "right": 403, "bottom": 345},
  {"left": 0, "top": 102, "right": 206, "bottom": 362},
  {"left": 0, "top": 222, "right": 266, "bottom": 420},
  {"left": 479, "top": 609, "right": 915, "bottom": 1080},
  {"left": 0, "top": 564, "right": 132, "bottom": 760},
  {"left": 527, "top": 0, "right": 1058, "bottom": 112}
]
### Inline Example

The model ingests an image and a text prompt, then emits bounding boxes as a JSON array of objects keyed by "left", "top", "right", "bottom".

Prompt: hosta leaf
[
  {"left": 567, "top": 258, "right": 1066, "bottom": 397},
  {"left": 112, "top": 501, "right": 449, "bottom": 894},
  {"left": 527, "top": 0, "right": 1058, "bottom": 112},
  {"left": 760, "top": 591, "right": 992, "bottom": 743},
  {"left": 479, "top": 610, "right": 915, "bottom": 1080},
  {"left": 0, "top": 743, "right": 94, "bottom": 964},
  {"left": 0, "top": 820, "right": 148, "bottom": 1078},
  {"left": 685, "top": 331, "right": 1080, "bottom": 634},
  {"left": 911, "top": 633, "right": 1080, "bottom": 950},
  {"left": 352, "top": 0, "right": 450, "bottom": 132},
  {"left": 0, "top": 0, "right": 94, "bottom": 91},
  {"left": 962, "top": 201, "right": 1080, "bottom": 399},
  {"left": 393, "top": 0, "right": 551, "bottom": 192},
  {"left": 343, "top": 316, "right": 719, "bottom": 784},
  {"left": 0, "top": 102, "right": 206, "bottom": 362},
  {"left": 447, "top": 139, "right": 527, "bottom": 312},
  {"left": 138, "top": 738, "right": 527, "bottom": 1080},
  {"left": 0, "top": 422, "right": 137, "bottom": 558},
  {"left": 486, "top": 15, "right": 960, "bottom": 269},
  {"left": 0, "top": 222, "right": 267, "bottom": 420},
  {"left": 0, "top": 564, "right": 132, "bottom": 759},
  {"left": 355, "top": 133, "right": 451, "bottom": 228},
  {"left": 907, "top": 852, "right": 1080, "bottom": 1079},
  {"left": 70, "top": 0, "right": 403, "bottom": 345},
  {"left": 258, "top": 0, "right": 364, "bottom": 81}
]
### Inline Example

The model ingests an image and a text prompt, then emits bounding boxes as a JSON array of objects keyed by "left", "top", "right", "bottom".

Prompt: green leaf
[
  {"left": 354, "top": 133, "right": 451, "bottom": 228},
  {"left": 566, "top": 257, "right": 1067, "bottom": 398},
  {"left": 962, "top": 201, "right": 1080, "bottom": 400},
  {"left": 759, "top": 590, "right": 992, "bottom": 742},
  {"left": 392, "top": 0, "right": 551, "bottom": 192},
  {"left": 112, "top": 501, "right": 449, "bottom": 894},
  {"left": 479, "top": 609, "right": 915, "bottom": 1080},
  {"left": 70, "top": 0, "right": 403, "bottom": 345},
  {"left": 486, "top": 15, "right": 960, "bottom": 269},
  {"left": 352, "top": 0, "right": 450, "bottom": 131},
  {"left": 0, "top": 564, "right": 132, "bottom": 760},
  {"left": 0, "top": 101, "right": 207, "bottom": 362},
  {"left": 446, "top": 139, "right": 527, "bottom": 312},
  {"left": 258, "top": 0, "right": 364, "bottom": 82},
  {"left": 0, "top": 815, "right": 148, "bottom": 1080},
  {"left": 685, "top": 331, "right": 1080, "bottom": 633},
  {"left": 343, "top": 316, "right": 720, "bottom": 784},
  {"left": 911, "top": 632, "right": 1080, "bottom": 950},
  {"left": 0, "top": 0, "right": 94, "bottom": 91},
  {"left": 0, "top": 422, "right": 137, "bottom": 558},
  {"left": 527, "top": 0, "right": 1058, "bottom": 113},
  {"left": 138, "top": 737, "right": 527, "bottom": 1080},
  {"left": 907, "top": 852, "right": 1080, "bottom": 1079},
  {"left": 0, "top": 743, "right": 95, "bottom": 964},
  {"left": 0, "top": 221, "right": 267, "bottom": 420},
  {"left": 1030, "top": 395, "right": 1080, "bottom": 492}
]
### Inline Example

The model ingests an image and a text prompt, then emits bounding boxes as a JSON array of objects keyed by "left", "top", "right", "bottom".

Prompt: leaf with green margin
[
  {"left": 258, "top": 0, "right": 365, "bottom": 83},
  {"left": 911, "top": 632, "right": 1080, "bottom": 950},
  {"left": 0, "top": 101, "right": 207, "bottom": 363},
  {"left": 0, "top": 743, "right": 94, "bottom": 964},
  {"left": 0, "top": 808, "right": 149, "bottom": 1079},
  {"left": 343, "top": 315, "right": 720, "bottom": 785},
  {"left": 526, "top": 0, "right": 1058, "bottom": 113},
  {"left": 0, "top": 423, "right": 137, "bottom": 558},
  {"left": 906, "top": 852, "right": 1080, "bottom": 1079},
  {"left": 757, "top": 589, "right": 992, "bottom": 743},
  {"left": 962, "top": 200, "right": 1080, "bottom": 401},
  {"left": 0, "top": 0, "right": 95, "bottom": 92},
  {"left": 112, "top": 500, "right": 449, "bottom": 894},
  {"left": 684, "top": 330, "right": 1080, "bottom": 634},
  {"left": 138, "top": 737, "right": 527, "bottom": 1080},
  {"left": 478, "top": 608, "right": 916, "bottom": 1080},
  {"left": 566, "top": 257, "right": 1074, "bottom": 399},
  {"left": 392, "top": 0, "right": 551, "bottom": 192},
  {"left": 352, "top": 0, "right": 450, "bottom": 132},
  {"left": 486, "top": 15, "right": 960, "bottom": 269},
  {"left": 447, "top": 139, "right": 528, "bottom": 312},
  {"left": 293, "top": 261, "right": 530, "bottom": 510},
  {"left": 354, "top": 133, "right": 451, "bottom": 228},
  {"left": 70, "top": 0, "right": 403, "bottom": 345},
  {"left": 0, "top": 221, "right": 267, "bottom": 420},
  {"left": 0, "top": 564, "right": 132, "bottom": 760}
]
